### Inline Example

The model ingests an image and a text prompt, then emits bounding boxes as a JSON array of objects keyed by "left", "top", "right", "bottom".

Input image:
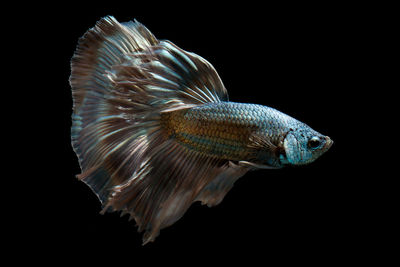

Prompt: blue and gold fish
[{"left": 70, "top": 16, "right": 333, "bottom": 244}]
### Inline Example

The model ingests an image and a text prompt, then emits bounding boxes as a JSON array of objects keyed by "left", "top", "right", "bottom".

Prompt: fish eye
[{"left": 308, "top": 136, "right": 321, "bottom": 149}]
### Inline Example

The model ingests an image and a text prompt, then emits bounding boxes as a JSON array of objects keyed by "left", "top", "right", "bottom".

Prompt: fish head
[{"left": 281, "top": 127, "right": 333, "bottom": 166}]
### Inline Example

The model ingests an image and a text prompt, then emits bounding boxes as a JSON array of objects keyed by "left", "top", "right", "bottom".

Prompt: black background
[{"left": 14, "top": 2, "right": 390, "bottom": 264}]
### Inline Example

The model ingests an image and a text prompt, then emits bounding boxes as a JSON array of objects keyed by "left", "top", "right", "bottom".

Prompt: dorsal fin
[
  {"left": 70, "top": 16, "right": 158, "bottom": 112},
  {"left": 108, "top": 39, "right": 229, "bottom": 111},
  {"left": 70, "top": 16, "right": 229, "bottom": 173}
]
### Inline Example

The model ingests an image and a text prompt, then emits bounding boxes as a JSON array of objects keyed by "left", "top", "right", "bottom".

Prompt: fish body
[
  {"left": 164, "top": 101, "right": 331, "bottom": 167},
  {"left": 70, "top": 16, "right": 332, "bottom": 244},
  {"left": 163, "top": 102, "right": 292, "bottom": 165}
]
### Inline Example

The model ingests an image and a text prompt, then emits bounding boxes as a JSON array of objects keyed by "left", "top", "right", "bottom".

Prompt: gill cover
[
  {"left": 283, "top": 131, "right": 314, "bottom": 165},
  {"left": 283, "top": 130, "right": 332, "bottom": 165}
]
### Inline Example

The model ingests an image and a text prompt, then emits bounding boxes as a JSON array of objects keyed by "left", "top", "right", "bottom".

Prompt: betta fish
[{"left": 70, "top": 16, "right": 333, "bottom": 244}]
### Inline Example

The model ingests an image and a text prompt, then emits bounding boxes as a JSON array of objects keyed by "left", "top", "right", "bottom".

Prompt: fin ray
[
  {"left": 103, "top": 140, "right": 229, "bottom": 244},
  {"left": 70, "top": 16, "right": 232, "bottom": 244}
]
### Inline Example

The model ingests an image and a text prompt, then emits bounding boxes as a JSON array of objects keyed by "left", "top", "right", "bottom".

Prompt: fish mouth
[{"left": 324, "top": 136, "right": 333, "bottom": 150}]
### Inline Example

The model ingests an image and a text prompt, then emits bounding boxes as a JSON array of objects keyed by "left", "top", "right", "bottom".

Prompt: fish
[{"left": 70, "top": 16, "right": 333, "bottom": 244}]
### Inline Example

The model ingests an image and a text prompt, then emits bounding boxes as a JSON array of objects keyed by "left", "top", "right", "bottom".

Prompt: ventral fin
[
  {"left": 238, "top": 161, "right": 281, "bottom": 169},
  {"left": 196, "top": 161, "right": 250, "bottom": 207}
]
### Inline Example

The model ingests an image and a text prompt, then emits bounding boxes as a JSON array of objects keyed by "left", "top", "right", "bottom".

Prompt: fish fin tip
[{"left": 77, "top": 166, "right": 114, "bottom": 204}]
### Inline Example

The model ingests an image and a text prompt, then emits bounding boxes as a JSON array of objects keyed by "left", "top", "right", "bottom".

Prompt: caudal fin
[{"left": 70, "top": 16, "right": 248, "bottom": 244}]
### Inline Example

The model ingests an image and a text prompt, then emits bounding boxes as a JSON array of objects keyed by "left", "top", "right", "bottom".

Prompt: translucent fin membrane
[{"left": 70, "top": 16, "right": 247, "bottom": 244}]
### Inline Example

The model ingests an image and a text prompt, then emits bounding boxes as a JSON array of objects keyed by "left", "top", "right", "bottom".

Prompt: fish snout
[{"left": 324, "top": 136, "right": 333, "bottom": 150}]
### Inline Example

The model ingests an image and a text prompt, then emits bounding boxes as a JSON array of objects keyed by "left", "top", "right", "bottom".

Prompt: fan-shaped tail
[{"left": 70, "top": 16, "right": 248, "bottom": 244}]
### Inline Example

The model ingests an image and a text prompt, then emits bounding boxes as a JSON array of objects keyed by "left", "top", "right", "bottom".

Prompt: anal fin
[
  {"left": 196, "top": 161, "right": 250, "bottom": 207},
  {"left": 101, "top": 139, "right": 231, "bottom": 245}
]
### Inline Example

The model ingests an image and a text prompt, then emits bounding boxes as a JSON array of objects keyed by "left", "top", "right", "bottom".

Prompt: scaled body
[
  {"left": 70, "top": 16, "right": 332, "bottom": 244},
  {"left": 163, "top": 102, "right": 296, "bottom": 165}
]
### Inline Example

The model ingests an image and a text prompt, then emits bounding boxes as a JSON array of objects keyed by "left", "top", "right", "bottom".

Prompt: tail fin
[
  {"left": 70, "top": 16, "right": 247, "bottom": 244},
  {"left": 70, "top": 16, "right": 159, "bottom": 202}
]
